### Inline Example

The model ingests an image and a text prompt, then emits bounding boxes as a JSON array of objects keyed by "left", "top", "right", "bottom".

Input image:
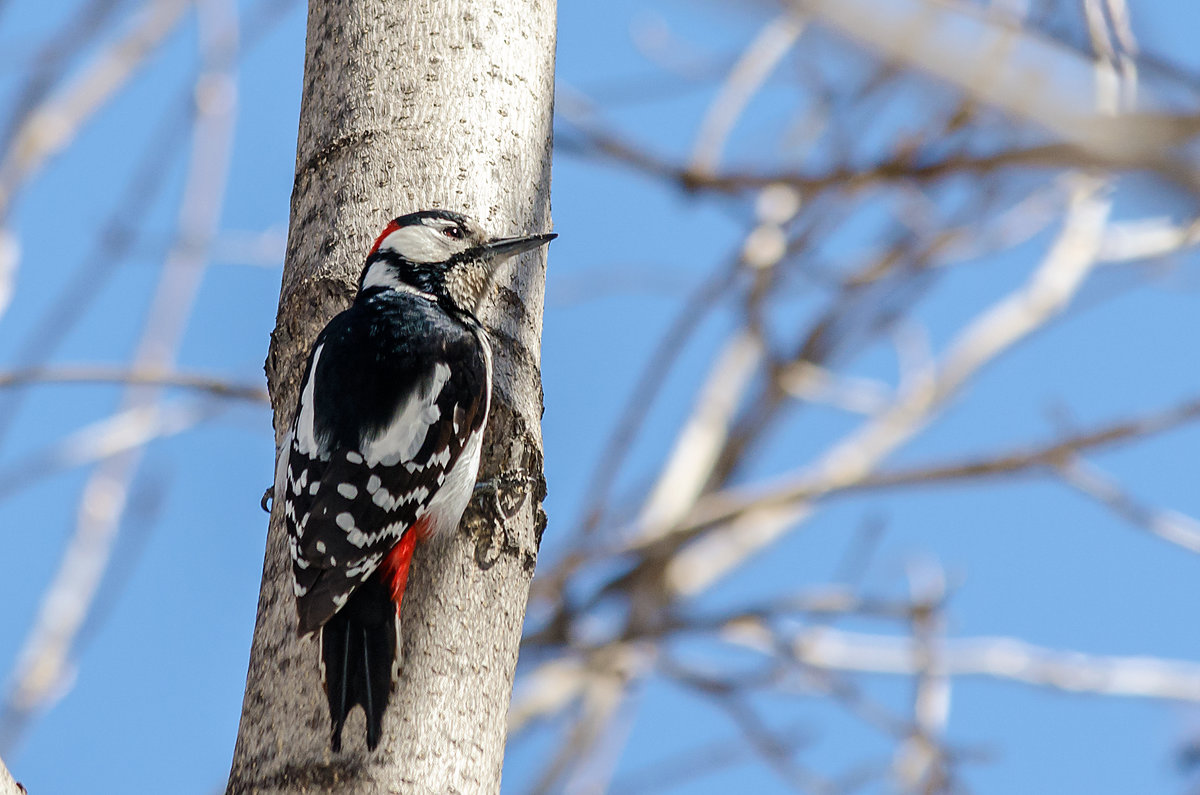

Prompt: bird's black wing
[{"left": 280, "top": 290, "right": 490, "bottom": 635}]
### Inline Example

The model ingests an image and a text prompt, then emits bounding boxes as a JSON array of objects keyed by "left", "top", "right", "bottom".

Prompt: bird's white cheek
[{"left": 379, "top": 225, "right": 455, "bottom": 263}]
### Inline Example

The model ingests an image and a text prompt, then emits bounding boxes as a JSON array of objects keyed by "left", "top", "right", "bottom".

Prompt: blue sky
[{"left": 2, "top": 1, "right": 1200, "bottom": 793}]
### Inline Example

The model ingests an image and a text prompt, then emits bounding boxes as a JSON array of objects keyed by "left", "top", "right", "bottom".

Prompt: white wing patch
[
  {"left": 361, "top": 362, "right": 452, "bottom": 467},
  {"left": 294, "top": 344, "right": 326, "bottom": 458}
]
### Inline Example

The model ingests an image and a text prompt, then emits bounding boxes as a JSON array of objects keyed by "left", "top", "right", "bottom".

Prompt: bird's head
[{"left": 358, "top": 209, "right": 555, "bottom": 315}]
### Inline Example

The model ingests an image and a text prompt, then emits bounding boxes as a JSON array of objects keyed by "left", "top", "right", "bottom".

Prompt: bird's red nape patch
[
  {"left": 381, "top": 516, "right": 432, "bottom": 613},
  {"left": 368, "top": 219, "right": 403, "bottom": 257}
]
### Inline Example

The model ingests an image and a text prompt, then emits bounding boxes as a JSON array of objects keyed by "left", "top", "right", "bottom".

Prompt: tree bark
[
  {"left": 226, "top": 1, "right": 555, "bottom": 792},
  {"left": 0, "top": 755, "right": 23, "bottom": 795}
]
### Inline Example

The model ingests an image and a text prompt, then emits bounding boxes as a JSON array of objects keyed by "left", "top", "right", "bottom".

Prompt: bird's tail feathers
[{"left": 318, "top": 577, "right": 398, "bottom": 751}]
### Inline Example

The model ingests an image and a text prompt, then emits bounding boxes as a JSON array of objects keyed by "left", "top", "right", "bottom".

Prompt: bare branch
[
  {"left": 559, "top": 122, "right": 1111, "bottom": 197},
  {"left": 574, "top": 259, "right": 739, "bottom": 538},
  {"left": 689, "top": 394, "right": 1200, "bottom": 532},
  {"left": 0, "top": 401, "right": 217, "bottom": 502},
  {"left": 0, "top": 400, "right": 215, "bottom": 747},
  {"left": 0, "top": 0, "right": 239, "bottom": 750},
  {"left": 0, "top": 0, "right": 189, "bottom": 214},
  {"left": 0, "top": 0, "right": 125, "bottom": 152},
  {"left": 636, "top": 329, "right": 764, "bottom": 543},
  {"left": 895, "top": 564, "right": 951, "bottom": 793},
  {"left": 0, "top": 366, "right": 268, "bottom": 402},
  {"left": 790, "top": 0, "right": 1200, "bottom": 186},
  {"left": 781, "top": 626, "right": 1200, "bottom": 701},
  {"left": 1096, "top": 215, "right": 1200, "bottom": 263},
  {"left": 689, "top": 13, "right": 807, "bottom": 174},
  {"left": 0, "top": 228, "right": 14, "bottom": 321},
  {"left": 528, "top": 646, "right": 643, "bottom": 795},
  {"left": 665, "top": 176, "right": 1112, "bottom": 594},
  {"left": 1054, "top": 456, "right": 1200, "bottom": 552}
]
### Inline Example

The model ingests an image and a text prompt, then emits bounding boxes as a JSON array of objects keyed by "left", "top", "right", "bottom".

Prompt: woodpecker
[{"left": 274, "top": 209, "right": 555, "bottom": 751}]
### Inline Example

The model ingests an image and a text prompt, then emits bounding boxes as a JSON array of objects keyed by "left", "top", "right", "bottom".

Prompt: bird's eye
[{"left": 442, "top": 226, "right": 463, "bottom": 239}]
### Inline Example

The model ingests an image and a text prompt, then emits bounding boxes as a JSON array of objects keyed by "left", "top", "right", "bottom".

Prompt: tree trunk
[
  {"left": 226, "top": 1, "right": 555, "bottom": 792},
  {"left": 0, "top": 755, "right": 23, "bottom": 795}
]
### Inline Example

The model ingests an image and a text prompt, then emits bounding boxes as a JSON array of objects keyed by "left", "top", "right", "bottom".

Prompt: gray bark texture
[
  {"left": 226, "top": 1, "right": 556, "bottom": 792},
  {"left": 0, "top": 756, "right": 23, "bottom": 795}
]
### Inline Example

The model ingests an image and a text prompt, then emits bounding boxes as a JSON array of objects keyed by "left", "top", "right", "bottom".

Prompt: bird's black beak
[{"left": 480, "top": 232, "right": 557, "bottom": 260}]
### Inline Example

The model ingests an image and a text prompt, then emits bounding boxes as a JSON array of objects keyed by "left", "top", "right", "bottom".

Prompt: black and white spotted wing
[{"left": 280, "top": 288, "right": 491, "bottom": 636}]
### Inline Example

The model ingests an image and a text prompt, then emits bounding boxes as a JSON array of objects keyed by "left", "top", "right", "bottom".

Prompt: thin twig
[
  {"left": 689, "top": 12, "right": 806, "bottom": 174},
  {"left": 1054, "top": 455, "right": 1200, "bottom": 552},
  {"left": 685, "top": 393, "right": 1200, "bottom": 536},
  {"left": 790, "top": 0, "right": 1199, "bottom": 187},
  {"left": 0, "top": 366, "right": 268, "bottom": 403},
  {"left": 561, "top": 122, "right": 1107, "bottom": 197},
  {"left": 664, "top": 177, "right": 1112, "bottom": 594},
  {"left": 573, "top": 259, "right": 740, "bottom": 538},
  {"left": 783, "top": 626, "right": 1200, "bottom": 701},
  {"left": 0, "top": 0, "right": 189, "bottom": 214}
]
